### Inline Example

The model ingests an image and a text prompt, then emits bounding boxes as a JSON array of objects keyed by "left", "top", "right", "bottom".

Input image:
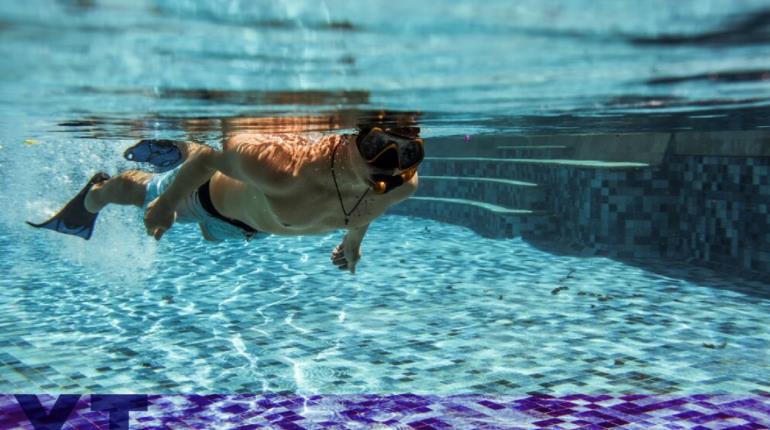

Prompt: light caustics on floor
[{"left": 0, "top": 216, "right": 767, "bottom": 396}]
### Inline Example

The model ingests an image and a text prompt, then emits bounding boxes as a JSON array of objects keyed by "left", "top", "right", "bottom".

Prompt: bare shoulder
[
  {"left": 224, "top": 132, "right": 336, "bottom": 159},
  {"left": 226, "top": 132, "right": 316, "bottom": 145},
  {"left": 218, "top": 132, "right": 338, "bottom": 191},
  {"left": 223, "top": 133, "right": 317, "bottom": 171}
]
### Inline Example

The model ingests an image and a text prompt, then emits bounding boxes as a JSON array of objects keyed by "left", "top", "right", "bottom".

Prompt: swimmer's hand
[
  {"left": 331, "top": 235, "right": 361, "bottom": 274},
  {"left": 144, "top": 198, "right": 176, "bottom": 240}
]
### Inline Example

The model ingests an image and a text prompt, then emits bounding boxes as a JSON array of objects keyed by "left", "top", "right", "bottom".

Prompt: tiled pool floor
[
  {"left": 1, "top": 394, "right": 769, "bottom": 429},
  {"left": 1, "top": 215, "right": 768, "bottom": 395}
]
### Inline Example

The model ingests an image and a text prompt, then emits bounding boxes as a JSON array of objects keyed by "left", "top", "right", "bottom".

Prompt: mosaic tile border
[
  {"left": 412, "top": 153, "right": 770, "bottom": 278},
  {"left": 1, "top": 393, "right": 768, "bottom": 429}
]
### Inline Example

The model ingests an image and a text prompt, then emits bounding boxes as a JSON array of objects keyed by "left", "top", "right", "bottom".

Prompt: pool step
[
  {"left": 426, "top": 133, "right": 669, "bottom": 165},
  {"left": 427, "top": 135, "right": 575, "bottom": 158},
  {"left": 496, "top": 145, "right": 573, "bottom": 159},
  {"left": 388, "top": 196, "right": 549, "bottom": 238},
  {"left": 394, "top": 156, "right": 648, "bottom": 239},
  {"left": 416, "top": 175, "right": 547, "bottom": 210},
  {"left": 420, "top": 157, "right": 649, "bottom": 183}
]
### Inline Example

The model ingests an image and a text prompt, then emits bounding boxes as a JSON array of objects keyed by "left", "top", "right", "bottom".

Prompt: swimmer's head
[{"left": 356, "top": 126, "right": 424, "bottom": 194}]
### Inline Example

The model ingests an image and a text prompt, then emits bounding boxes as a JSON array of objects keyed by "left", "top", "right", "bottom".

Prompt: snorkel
[
  {"left": 369, "top": 170, "right": 414, "bottom": 194},
  {"left": 356, "top": 127, "right": 424, "bottom": 194}
]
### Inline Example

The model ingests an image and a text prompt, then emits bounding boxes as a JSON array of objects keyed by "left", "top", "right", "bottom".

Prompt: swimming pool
[{"left": 1, "top": 1, "right": 769, "bottom": 429}]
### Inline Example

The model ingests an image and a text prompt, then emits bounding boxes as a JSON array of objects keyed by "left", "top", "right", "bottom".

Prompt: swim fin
[
  {"left": 26, "top": 172, "right": 111, "bottom": 240},
  {"left": 123, "top": 139, "right": 184, "bottom": 172}
]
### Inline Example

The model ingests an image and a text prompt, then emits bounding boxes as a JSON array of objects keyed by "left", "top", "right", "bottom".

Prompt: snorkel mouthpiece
[
  {"left": 371, "top": 167, "right": 417, "bottom": 194},
  {"left": 372, "top": 180, "right": 388, "bottom": 194},
  {"left": 371, "top": 174, "right": 404, "bottom": 194}
]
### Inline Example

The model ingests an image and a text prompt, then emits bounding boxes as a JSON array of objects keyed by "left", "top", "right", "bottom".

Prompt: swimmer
[{"left": 27, "top": 126, "right": 424, "bottom": 273}]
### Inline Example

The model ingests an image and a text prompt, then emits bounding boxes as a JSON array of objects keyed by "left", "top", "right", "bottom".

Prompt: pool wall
[{"left": 388, "top": 131, "right": 770, "bottom": 277}]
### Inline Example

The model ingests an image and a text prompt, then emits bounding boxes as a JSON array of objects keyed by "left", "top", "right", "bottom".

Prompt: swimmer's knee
[
  {"left": 199, "top": 223, "right": 219, "bottom": 242},
  {"left": 119, "top": 170, "right": 154, "bottom": 186},
  {"left": 111, "top": 170, "right": 152, "bottom": 206}
]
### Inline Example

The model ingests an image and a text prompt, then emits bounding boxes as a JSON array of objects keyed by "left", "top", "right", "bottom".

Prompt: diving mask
[{"left": 357, "top": 127, "right": 424, "bottom": 194}]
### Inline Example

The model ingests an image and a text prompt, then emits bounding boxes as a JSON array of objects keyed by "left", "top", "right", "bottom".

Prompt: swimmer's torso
[{"left": 208, "top": 133, "right": 416, "bottom": 235}]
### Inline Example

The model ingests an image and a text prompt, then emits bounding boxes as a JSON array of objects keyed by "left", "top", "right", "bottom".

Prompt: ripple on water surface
[{"left": 0, "top": 215, "right": 768, "bottom": 394}]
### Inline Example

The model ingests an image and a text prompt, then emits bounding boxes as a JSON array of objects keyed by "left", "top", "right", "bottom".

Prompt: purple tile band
[{"left": 0, "top": 393, "right": 768, "bottom": 429}]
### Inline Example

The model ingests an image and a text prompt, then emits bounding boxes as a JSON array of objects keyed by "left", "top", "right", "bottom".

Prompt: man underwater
[{"left": 27, "top": 126, "right": 424, "bottom": 273}]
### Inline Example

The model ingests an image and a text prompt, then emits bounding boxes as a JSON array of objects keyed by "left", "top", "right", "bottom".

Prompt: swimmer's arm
[
  {"left": 332, "top": 223, "right": 370, "bottom": 273},
  {"left": 153, "top": 139, "right": 288, "bottom": 209},
  {"left": 220, "top": 135, "right": 296, "bottom": 193},
  {"left": 142, "top": 143, "right": 219, "bottom": 238},
  {"left": 345, "top": 223, "right": 369, "bottom": 253},
  {"left": 330, "top": 176, "right": 417, "bottom": 272},
  {"left": 144, "top": 141, "right": 282, "bottom": 239},
  {"left": 148, "top": 143, "right": 219, "bottom": 214}
]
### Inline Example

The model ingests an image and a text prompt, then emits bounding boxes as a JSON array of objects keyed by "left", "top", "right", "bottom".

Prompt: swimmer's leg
[
  {"left": 198, "top": 223, "right": 219, "bottom": 242},
  {"left": 28, "top": 170, "right": 153, "bottom": 240},
  {"left": 83, "top": 170, "right": 153, "bottom": 213}
]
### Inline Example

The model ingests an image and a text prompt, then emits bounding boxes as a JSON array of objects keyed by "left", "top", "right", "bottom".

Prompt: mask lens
[
  {"left": 370, "top": 145, "right": 399, "bottom": 169},
  {"left": 398, "top": 140, "right": 424, "bottom": 169},
  {"left": 360, "top": 133, "right": 391, "bottom": 161},
  {"left": 360, "top": 130, "right": 424, "bottom": 169}
]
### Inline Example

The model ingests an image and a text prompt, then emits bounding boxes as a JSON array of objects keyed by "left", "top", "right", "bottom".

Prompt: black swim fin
[
  {"left": 123, "top": 139, "right": 184, "bottom": 172},
  {"left": 26, "top": 172, "right": 111, "bottom": 240}
]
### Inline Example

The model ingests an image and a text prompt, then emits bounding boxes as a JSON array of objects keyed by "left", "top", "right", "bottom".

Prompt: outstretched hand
[
  {"left": 144, "top": 198, "right": 176, "bottom": 240},
  {"left": 330, "top": 236, "right": 361, "bottom": 274}
]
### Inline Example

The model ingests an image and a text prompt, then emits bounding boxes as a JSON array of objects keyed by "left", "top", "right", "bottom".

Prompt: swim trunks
[{"left": 144, "top": 167, "right": 258, "bottom": 241}]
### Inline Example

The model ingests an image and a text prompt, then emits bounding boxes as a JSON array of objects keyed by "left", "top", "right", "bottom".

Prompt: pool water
[
  {"left": 1, "top": 215, "right": 768, "bottom": 394},
  {"left": 2, "top": 0, "right": 770, "bottom": 428}
]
